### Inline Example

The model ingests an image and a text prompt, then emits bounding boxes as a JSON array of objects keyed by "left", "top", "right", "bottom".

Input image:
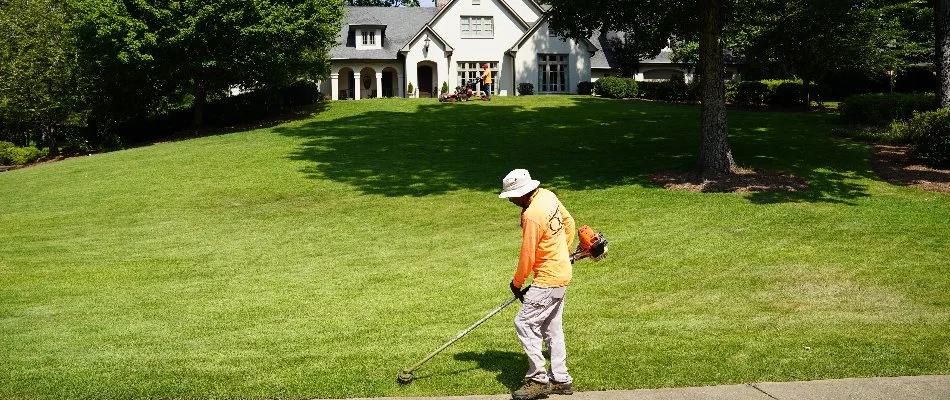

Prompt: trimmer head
[
  {"left": 574, "top": 225, "right": 609, "bottom": 261},
  {"left": 397, "top": 370, "right": 414, "bottom": 385}
]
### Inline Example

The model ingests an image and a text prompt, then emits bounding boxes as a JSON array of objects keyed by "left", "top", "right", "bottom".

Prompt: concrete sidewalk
[{"left": 360, "top": 375, "right": 950, "bottom": 400}]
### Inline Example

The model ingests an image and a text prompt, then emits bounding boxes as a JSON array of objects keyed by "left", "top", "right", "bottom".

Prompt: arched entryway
[
  {"left": 359, "top": 67, "right": 378, "bottom": 98},
  {"left": 416, "top": 61, "right": 437, "bottom": 98}
]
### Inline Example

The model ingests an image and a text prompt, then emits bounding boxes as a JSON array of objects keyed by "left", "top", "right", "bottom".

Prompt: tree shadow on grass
[
  {"left": 273, "top": 98, "right": 876, "bottom": 204},
  {"left": 454, "top": 350, "right": 527, "bottom": 390},
  {"left": 272, "top": 98, "right": 693, "bottom": 196}
]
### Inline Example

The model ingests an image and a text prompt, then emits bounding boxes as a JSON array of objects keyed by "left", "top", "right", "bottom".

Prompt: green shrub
[
  {"left": 839, "top": 93, "right": 936, "bottom": 126},
  {"left": 407, "top": 82, "right": 414, "bottom": 95},
  {"left": 636, "top": 81, "right": 661, "bottom": 99},
  {"left": 735, "top": 81, "right": 769, "bottom": 106},
  {"left": 904, "top": 108, "right": 950, "bottom": 168},
  {"left": 687, "top": 77, "right": 703, "bottom": 101},
  {"left": 518, "top": 83, "right": 534, "bottom": 96},
  {"left": 0, "top": 141, "right": 46, "bottom": 165},
  {"left": 668, "top": 75, "right": 691, "bottom": 101},
  {"left": 725, "top": 81, "right": 738, "bottom": 104},
  {"left": 623, "top": 78, "right": 639, "bottom": 99},
  {"left": 577, "top": 81, "right": 594, "bottom": 95},
  {"left": 761, "top": 80, "right": 826, "bottom": 106},
  {"left": 770, "top": 81, "right": 805, "bottom": 106},
  {"left": 594, "top": 77, "right": 637, "bottom": 99},
  {"left": 441, "top": 81, "right": 449, "bottom": 95}
]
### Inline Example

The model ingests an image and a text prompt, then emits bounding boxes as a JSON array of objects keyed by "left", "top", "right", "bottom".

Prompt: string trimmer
[{"left": 396, "top": 225, "right": 608, "bottom": 385}]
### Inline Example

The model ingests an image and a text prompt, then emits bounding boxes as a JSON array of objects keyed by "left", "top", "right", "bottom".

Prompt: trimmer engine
[{"left": 572, "top": 225, "right": 609, "bottom": 262}]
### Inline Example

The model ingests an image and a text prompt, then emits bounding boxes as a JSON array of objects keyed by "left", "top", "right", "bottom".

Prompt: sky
[{"left": 419, "top": 0, "right": 436, "bottom": 6}]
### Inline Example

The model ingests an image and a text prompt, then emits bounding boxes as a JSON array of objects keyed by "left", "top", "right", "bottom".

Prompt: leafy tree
[
  {"left": 604, "top": 33, "right": 669, "bottom": 78},
  {"left": 938, "top": 0, "right": 949, "bottom": 107},
  {"left": 72, "top": 0, "right": 344, "bottom": 128},
  {"left": 345, "top": 0, "right": 420, "bottom": 6},
  {"left": 738, "top": 0, "right": 935, "bottom": 105},
  {"left": 547, "top": 0, "right": 737, "bottom": 174},
  {"left": 0, "top": 0, "right": 89, "bottom": 155},
  {"left": 69, "top": 0, "right": 162, "bottom": 138}
]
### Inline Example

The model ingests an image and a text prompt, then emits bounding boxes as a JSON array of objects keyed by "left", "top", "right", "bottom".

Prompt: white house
[{"left": 320, "top": 0, "right": 695, "bottom": 100}]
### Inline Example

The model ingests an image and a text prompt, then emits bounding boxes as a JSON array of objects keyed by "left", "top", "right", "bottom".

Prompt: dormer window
[
  {"left": 362, "top": 31, "right": 376, "bottom": 45},
  {"left": 354, "top": 27, "right": 383, "bottom": 49}
]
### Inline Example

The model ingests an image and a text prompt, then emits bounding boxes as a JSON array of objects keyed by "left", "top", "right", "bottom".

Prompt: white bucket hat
[{"left": 498, "top": 169, "right": 540, "bottom": 198}]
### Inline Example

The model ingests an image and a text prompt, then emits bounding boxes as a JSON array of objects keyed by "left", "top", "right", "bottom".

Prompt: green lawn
[{"left": 1, "top": 96, "right": 948, "bottom": 399}]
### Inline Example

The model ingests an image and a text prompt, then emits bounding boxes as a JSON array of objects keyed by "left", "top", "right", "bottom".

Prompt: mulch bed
[
  {"left": 871, "top": 144, "right": 950, "bottom": 194},
  {"left": 651, "top": 167, "right": 811, "bottom": 193},
  {"left": 651, "top": 145, "right": 950, "bottom": 194}
]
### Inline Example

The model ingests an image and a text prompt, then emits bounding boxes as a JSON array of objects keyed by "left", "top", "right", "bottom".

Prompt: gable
[
  {"left": 426, "top": 0, "right": 530, "bottom": 51},
  {"left": 510, "top": 16, "right": 598, "bottom": 56}
]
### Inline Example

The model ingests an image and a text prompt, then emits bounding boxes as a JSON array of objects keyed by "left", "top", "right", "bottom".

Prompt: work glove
[{"left": 509, "top": 281, "right": 530, "bottom": 302}]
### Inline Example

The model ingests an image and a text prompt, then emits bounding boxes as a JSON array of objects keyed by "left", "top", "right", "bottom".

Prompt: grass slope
[{"left": 1, "top": 97, "right": 948, "bottom": 399}]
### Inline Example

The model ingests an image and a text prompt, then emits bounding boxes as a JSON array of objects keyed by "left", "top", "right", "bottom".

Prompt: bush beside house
[
  {"left": 518, "top": 83, "right": 534, "bottom": 96},
  {"left": 594, "top": 77, "right": 637, "bottom": 99},
  {"left": 577, "top": 81, "right": 594, "bottom": 95}
]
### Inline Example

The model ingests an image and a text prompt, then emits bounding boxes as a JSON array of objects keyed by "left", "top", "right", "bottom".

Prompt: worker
[
  {"left": 480, "top": 63, "right": 492, "bottom": 100},
  {"left": 498, "top": 169, "right": 575, "bottom": 400}
]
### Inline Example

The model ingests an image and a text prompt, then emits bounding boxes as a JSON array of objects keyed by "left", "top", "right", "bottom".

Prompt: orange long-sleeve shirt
[
  {"left": 513, "top": 188, "right": 575, "bottom": 289},
  {"left": 482, "top": 68, "right": 492, "bottom": 84}
]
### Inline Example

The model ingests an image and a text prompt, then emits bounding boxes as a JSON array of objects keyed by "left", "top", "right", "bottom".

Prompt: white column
[
  {"left": 376, "top": 72, "right": 383, "bottom": 98},
  {"left": 398, "top": 74, "right": 405, "bottom": 98},
  {"left": 330, "top": 73, "right": 339, "bottom": 100},
  {"left": 356, "top": 68, "right": 363, "bottom": 100}
]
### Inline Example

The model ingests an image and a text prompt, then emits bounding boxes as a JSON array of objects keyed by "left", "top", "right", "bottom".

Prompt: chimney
[{"left": 436, "top": 0, "right": 450, "bottom": 8}]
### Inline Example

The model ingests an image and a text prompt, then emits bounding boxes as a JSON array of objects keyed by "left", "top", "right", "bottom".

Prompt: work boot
[
  {"left": 512, "top": 379, "right": 551, "bottom": 400},
  {"left": 550, "top": 381, "right": 573, "bottom": 395}
]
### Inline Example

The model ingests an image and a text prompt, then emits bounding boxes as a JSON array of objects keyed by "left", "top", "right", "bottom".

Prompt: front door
[
  {"left": 417, "top": 65, "right": 433, "bottom": 98},
  {"left": 382, "top": 71, "right": 394, "bottom": 97}
]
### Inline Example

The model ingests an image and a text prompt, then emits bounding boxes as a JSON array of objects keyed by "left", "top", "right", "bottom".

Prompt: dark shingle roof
[
  {"left": 330, "top": 7, "right": 439, "bottom": 60},
  {"left": 590, "top": 30, "right": 676, "bottom": 70}
]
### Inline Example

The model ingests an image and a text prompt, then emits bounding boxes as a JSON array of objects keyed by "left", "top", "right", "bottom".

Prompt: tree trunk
[
  {"left": 44, "top": 125, "right": 59, "bottom": 157},
  {"left": 938, "top": 0, "right": 950, "bottom": 108},
  {"left": 698, "top": 0, "right": 736, "bottom": 175},
  {"left": 194, "top": 86, "right": 207, "bottom": 128}
]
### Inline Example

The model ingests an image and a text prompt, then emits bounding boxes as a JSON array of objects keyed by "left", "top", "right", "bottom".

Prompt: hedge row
[
  {"left": 118, "top": 81, "right": 323, "bottom": 145},
  {"left": 724, "top": 80, "right": 823, "bottom": 107},
  {"left": 637, "top": 76, "right": 699, "bottom": 102},
  {"left": 591, "top": 77, "right": 823, "bottom": 106},
  {"left": 0, "top": 141, "right": 47, "bottom": 165},
  {"left": 839, "top": 93, "right": 937, "bottom": 126}
]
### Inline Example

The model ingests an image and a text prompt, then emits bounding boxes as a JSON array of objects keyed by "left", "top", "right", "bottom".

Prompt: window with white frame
[
  {"left": 538, "top": 54, "right": 568, "bottom": 93},
  {"left": 357, "top": 29, "right": 380, "bottom": 49},
  {"left": 461, "top": 16, "right": 493, "bottom": 38},
  {"left": 457, "top": 62, "right": 498, "bottom": 93}
]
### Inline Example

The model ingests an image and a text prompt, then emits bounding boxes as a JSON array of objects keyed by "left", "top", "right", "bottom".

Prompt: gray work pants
[{"left": 514, "top": 286, "right": 572, "bottom": 384}]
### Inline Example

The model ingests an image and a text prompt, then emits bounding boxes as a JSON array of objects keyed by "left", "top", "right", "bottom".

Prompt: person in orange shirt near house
[
  {"left": 480, "top": 63, "right": 492, "bottom": 100},
  {"left": 498, "top": 169, "right": 575, "bottom": 400}
]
